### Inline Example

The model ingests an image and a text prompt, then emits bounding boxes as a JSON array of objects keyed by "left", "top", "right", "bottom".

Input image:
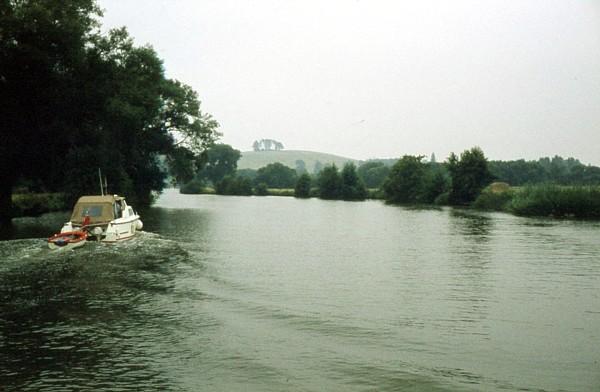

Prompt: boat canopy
[{"left": 70, "top": 195, "right": 124, "bottom": 225}]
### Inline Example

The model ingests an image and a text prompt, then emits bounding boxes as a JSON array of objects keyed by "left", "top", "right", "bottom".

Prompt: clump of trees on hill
[
  {"left": 252, "top": 139, "right": 284, "bottom": 151},
  {"left": 1, "top": 0, "right": 220, "bottom": 222}
]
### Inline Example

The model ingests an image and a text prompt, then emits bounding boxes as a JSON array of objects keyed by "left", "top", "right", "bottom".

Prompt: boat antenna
[{"left": 98, "top": 168, "right": 104, "bottom": 196}]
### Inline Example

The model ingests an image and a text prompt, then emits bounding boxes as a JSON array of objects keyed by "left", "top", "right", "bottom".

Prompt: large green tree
[
  {"left": 383, "top": 156, "right": 427, "bottom": 203},
  {"left": 0, "top": 0, "right": 219, "bottom": 221},
  {"left": 198, "top": 144, "right": 240, "bottom": 185},
  {"left": 447, "top": 147, "right": 493, "bottom": 205},
  {"left": 340, "top": 163, "right": 367, "bottom": 200},
  {"left": 1, "top": 0, "right": 101, "bottom": 220},
  {"left": 294, "top": 173, "right": 312, "bottom": 198},
  {"left": 357, "top": 161, "right": 391, "bottom": 189},
  {"left": 254, "top": 162, "right": 297, "bottom": 188},
  {"left": 317, "top": 164, "right": 342, "bottom": 199}
]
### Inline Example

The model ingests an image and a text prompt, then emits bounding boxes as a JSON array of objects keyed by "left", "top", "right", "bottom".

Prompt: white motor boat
[{"left": 56, "top": 194, "right": 143, "bottom": 244}]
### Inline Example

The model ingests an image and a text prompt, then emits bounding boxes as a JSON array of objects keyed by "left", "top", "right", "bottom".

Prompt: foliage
[
  {"left": 421, "top": 164, "right": 450, "bottom": 203},
  {"left": 473, "top": 185, "right": 515, "bottom": 211},
  {"left": 0, "top": 0, "right": 220, "bottom": 220},
  {"left": 367, "top": 189, "right": 386, "bottom": 200},
  {"left": 179, "top": 178, "right": 205, "bottom": 194},
  {"left": 254, "top": 162, "right": 297, "bottom": 188},
  {"left": 340, "top": 163, "right": 367, "bottom": 200},
  {"left": 237, "top": 168, "right": 258, "bottom": 181},
  {"left": 237, "top": 150, "right": 357, "bottom": 171},
  {"left": 295, "top": 160, "right": 307, "bottom": 175},
  {"left": 357, "top": 161, "right": 391, "bottom": 189},
  {"left": 383, "top": 156, "right": 427, "bottom": 203},
  {"left": 214, "top": 175, "right": 253, "bottom": 196},
  {"left": 317, "top": 165, "right": 342, "bottom": 199},
  {"left": 266, "top": 189, "right": 295, "bottom": 197},
  {"left": 11, "top": 193, "right": 67, "bottom": 217},
  {"left": 509, "top": 185, "right": 600, "bottom": 218},
  {"left": 294, "top": 173, "right": 312, "bottom": 198},
  {"left": 489, "top": 156, "right": 600, "bottom": 186},
  {"left": 254, "top": 182, "right": 269, "bottom": 196},
  {"left": 434, "top": 192, "right": 449, "bottom": 206},
  {"left": 313, "top": 160, "right": 324, "bottom": 175},
  {"left": 167, "top": 146, "right": 198, "bottom": 186},
  {"left": 447, "top": 147, "right": 493, "bottom": 205},
  {"left": 199, "top": 144, "right": 240, "bottom": 185},
  {"left": 252, "top": 139, "right": 284, "bottom": 151}
]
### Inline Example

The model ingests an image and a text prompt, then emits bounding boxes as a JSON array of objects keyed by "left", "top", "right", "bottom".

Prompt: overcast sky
[{"left": 98, "top": 0, "right": 600, "bottom": 164}]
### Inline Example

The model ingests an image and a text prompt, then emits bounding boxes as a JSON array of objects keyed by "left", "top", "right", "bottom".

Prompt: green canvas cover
[{"left": 70, "top": 195, "right": 120, "bottom": 224}]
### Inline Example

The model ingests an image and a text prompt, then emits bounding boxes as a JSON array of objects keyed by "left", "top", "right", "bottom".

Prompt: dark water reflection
[{"left": 1, "top": 190, "right": 599, "bottom": 391}]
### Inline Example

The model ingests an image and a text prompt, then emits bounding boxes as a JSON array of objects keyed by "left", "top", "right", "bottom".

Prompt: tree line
[
  {"left": 179, "top": 143, "right": 600, "bottom": 218},
  {"left": 1, "top": 0, "right": 220, "bottom": 222}
]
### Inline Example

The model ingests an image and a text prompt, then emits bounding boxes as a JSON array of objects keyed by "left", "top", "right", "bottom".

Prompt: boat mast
[{"left": 98, "top": 168, "right": 104, "bottom": 196}]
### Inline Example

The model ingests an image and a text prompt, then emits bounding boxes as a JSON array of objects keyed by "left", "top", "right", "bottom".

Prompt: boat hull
[
  {"left": 101, "top": 216, "right": 142, "bottom": 243},
  {"left": 48, "top": 231, "right": 87, "bottom": 250}
]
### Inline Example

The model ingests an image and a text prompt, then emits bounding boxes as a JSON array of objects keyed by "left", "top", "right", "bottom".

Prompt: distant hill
[{"left": 238, "top": 150, "right": 360, "bottom": 171}]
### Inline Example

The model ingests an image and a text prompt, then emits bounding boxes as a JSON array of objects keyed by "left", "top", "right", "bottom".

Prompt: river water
[{"left": 1, "top": 189, "right": 599, "bottom": 391}]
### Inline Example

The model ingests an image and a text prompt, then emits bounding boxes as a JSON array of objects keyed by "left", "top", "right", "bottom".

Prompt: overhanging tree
[{"left": 0, "top": 1, "right": 219, "bottom": 221}]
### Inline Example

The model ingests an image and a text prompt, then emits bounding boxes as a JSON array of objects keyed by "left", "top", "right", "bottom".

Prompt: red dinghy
[{"left": 48, "top": 231, "right": 88, "bottom": 250}]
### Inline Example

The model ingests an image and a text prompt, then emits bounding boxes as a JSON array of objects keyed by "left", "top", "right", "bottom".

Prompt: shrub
[
  {"left": 340, "top": 163, "right": 367, "bottom": 201},
  {"left": 510, "top": 185, "right": 600, "bottom": 218},
  {"left": 215, "top": 175, "right": 253, "bottom": 196},
  {"left": 434, "top": 192, "right": 449, "bottom": 206},
  {"left": 180, "top": 179, "right": 205, "bottom": 194},
  {"left": 473, "top": 187, "right": 514, "bottom": 211},
  {"left": 295, "top": 173, "right": 312, "bottom": 198},
  {"left": 11, "top": 193, "right": 67, "bottom": 217},
  {"left": 383, "top": 155, "right": 426, "bottom": 203},
  {"left": 317, "top": 165, "right": 342, "bottom": 199},
  {"left": 254, "top": 182, "right": 269, "bottom": 196},
  {"left": 268, "top": 189, "right": 294, "bottom": 197}
]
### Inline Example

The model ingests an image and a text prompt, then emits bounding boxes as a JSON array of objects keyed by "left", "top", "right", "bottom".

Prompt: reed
[{"left": 509, "top": 185, "right": 600, "bottom": 218}]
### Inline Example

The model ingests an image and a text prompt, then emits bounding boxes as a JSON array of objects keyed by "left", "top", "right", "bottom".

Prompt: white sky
[{"left": 98, "top": 0, "right": 600, "bottom": 164}]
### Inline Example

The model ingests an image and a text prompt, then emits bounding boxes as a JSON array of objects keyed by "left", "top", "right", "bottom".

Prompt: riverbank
[
  {"left": 474, "top": 184, "right": 600, "bottom": 219},
  {"left": 11, "top": 184, "right": 600, "bottom": 221},
  {"left": 11, "top": 193, "right": 67, "bottom": 218},
  {"left": 178, "top": 184, "right": 600, "bottom": 219}
]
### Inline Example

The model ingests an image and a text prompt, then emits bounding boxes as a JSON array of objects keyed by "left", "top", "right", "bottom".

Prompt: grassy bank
[
  {"left": 11, "top": 193, "right": 67, "bottom": 217},
  {"left": 509, "top": 185, "right": 600, "bottom": 218},
  {"left": 474, "top": 184, "right": 600, "bottom": 218},
  {"left": 181, "top": 183, "right": 600, "bottom": 219}
]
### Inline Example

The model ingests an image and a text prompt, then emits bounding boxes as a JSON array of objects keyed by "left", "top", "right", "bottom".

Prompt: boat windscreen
[{"left": 70, "top": 202, "right": 115, "bottom": 224}]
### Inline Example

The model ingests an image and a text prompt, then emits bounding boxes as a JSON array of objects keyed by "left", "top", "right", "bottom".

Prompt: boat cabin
[{"left": 70, "top": 195, "right": 130, "bottom": 226}]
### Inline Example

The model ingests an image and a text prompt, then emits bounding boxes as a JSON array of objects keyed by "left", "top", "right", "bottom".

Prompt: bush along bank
[
  {"left": 508, "top": 185, "right": 600, "bottom": 219},
  {"left": 11, "top": 193, "right": 67, "bottom": 218},
  {"left": 472, "top": 184, "right": 600, "bottom": 219}
]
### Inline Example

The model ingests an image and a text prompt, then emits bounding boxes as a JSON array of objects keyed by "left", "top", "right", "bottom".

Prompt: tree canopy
[
  {"left": 340, "top": 163, "right": 367, "bottom": 200},
  {"left": 447, "top": 147, "right": 493, "bottom": 205},
  {"left": 0, "top": 0, "right": 220, "bottom": 220},
  {"left": 383, "top": 156, "right": 428, "bottom": 204},
  {"left": 294, "top": 173, "right": 312, "bottom": 198},
  {"left": 254, "top": 162, "right": 297, "bottom": 188},
  {"left": 252, "top": 139, "right": 284, "bottom": 151},
  {"left": 357, "top": 161, "right": 391, "bottom": 189},
  {"left": 199, "top": 144, "right": 241, "bottom": 185}
]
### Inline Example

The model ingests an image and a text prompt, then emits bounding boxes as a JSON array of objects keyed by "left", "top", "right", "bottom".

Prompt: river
[{"left": 1, "top": 189, "right": 599, "bottom": 391}]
